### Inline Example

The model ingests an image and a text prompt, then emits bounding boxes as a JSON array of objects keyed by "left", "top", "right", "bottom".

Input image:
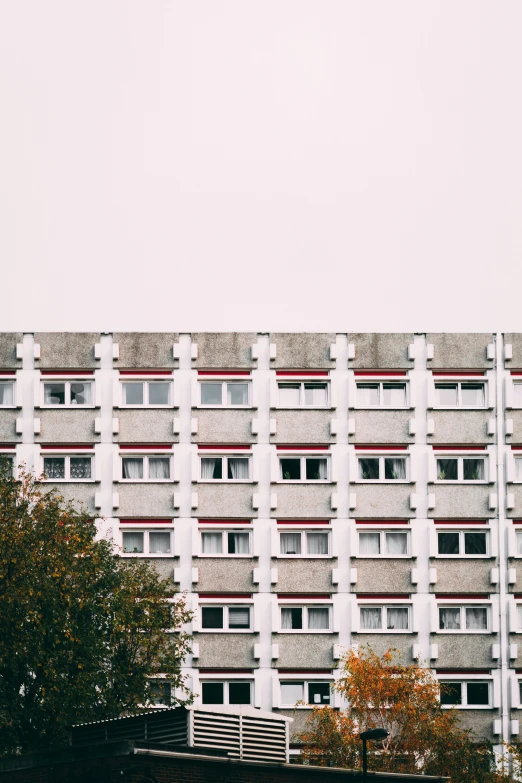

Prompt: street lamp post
[{"left": 359, "top": 728, "right": 389, "bottom": 780}]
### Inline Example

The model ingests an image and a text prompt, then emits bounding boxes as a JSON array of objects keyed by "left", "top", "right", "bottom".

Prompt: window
[
  {"left": 358, "top": 530, "right": 409, "bottom": 557},
  {"left": 280, "top": 606, "right": 331, "bottom": 632},
  {"left": 280, "top": 681, "right": 332, "bottom": 707},
  {"left": 279, "top": 530, "right": 330, "bottom": 556},
  {"left": 356, "top": 382, "right": 407, "bottom": 408},
  {"left": 201, "top": 680, "right": 252, "bottom": 705},
  {"left": 516, "top": 605, "right": 522, "bottom": 631},
  {"left": 200, "top": 530, "right": 251, "bottom": 556},
  {"left": 358, "top": 455, "right": 408, "bottom": 481},
  {"left": 438, "top": 605, "right": 489, "bottom": 632},
  {"left": 516, "top": 532, "right": 522, "bottom": 556},
  {"left": 121, "top": 381, "right": 171, "bottom": 406},
  {"left": 121, "top": 455, "right": 171, "bottom": 481},
  {"left": 201, "top": 605, "right": 251, "bottom": 631},
  {"left": 514, "top": 458, "right": 522, "bottom": 481},
  {"left": 278, "top": 382, "right": 329, "bottom": 407},
  {"left": 43, "top": 455, "right": 93, "bottom": 481},
  {"left": 359, "top": 605, "right": 410, "bottom": 632},
  {"left": 0, "top": 455, "right": 14, "bottom": 476},
  {"left": 122, "top": 530, "right": 172, "bottom": 555},
  {"left": 440, "top": 681, "right": 490, "bottom": 707},
  {"left": 200, "top": 382, "right": 250, "bottom": 406},
  {"left": 148, "top": 680, "right": 172, "bottom": 706},
  {"left": 435, "top": 382, "right": 486, "bottom": 408},
  {"left": 514, "top": 384, "right": 522, "bottom": 407},
  {"left": 42, "top": 381, "right": 93, "bottom": 406},
  {"left": 437, "top": 530, "right": 488, "bottom": 556},
  {"left": 200, "top": 455, "right": 250, "bottom": 481},
  {"left": 436, "top": 456, "right": 486, "bottom": 482},
  {"left": 0, "top": 382, "right": 14, "bottom": 406},
  {"left": 279, "top": 456, "right": 329, "bottom": 481}
]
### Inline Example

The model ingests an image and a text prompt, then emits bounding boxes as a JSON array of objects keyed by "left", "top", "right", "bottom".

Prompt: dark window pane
[
  {"left": 44, "top": 383, "right": 65, "bottom": 405},
  {"left": 149, "top": 681, "right": 171, "bottom": 705},
  {"left": 202, "top": 682, "right": 224, "bottom": 704},
  {"left": 201, "top": 607, "right": 224, "bottom": 629},
  {"left": 464, "top": 532, "right": 487, "bottom": 555},
  {"left": 306, "top": 458, "right": 327, "bottom": 480},
  {"left": 463, "top": 459, "right": 484, "bottom": 481},
  {"left": 438, "top": 532, "right": 460, "bottom": 555},
  {"left": 70, "top": 383, "right": 92, "bottom": 405},
  {"left": 359, "top": 458, "right": 379, "bottom": 480},
  {"left": 281, "top": 607, "right": 302, "bottom": 629},
  {"left": 440, "top": 682, "right": 462, "bottom": 705},
  {"left": 228, "top": 607, "right": 250, "bottom": 629},
  {"left": 384, "top": 458, "right": 406, "bottom": 480},
  {"left": 466, "top": 682, "right": 489, "bottom": 706},
  {"left": 307, "top": 682, "right": 331, "bottom": 705},
  {"left": 281, "top": 458, "right": 301, "bottom": 480},
  {"left": 229, "top": 682, "right": 251, "bottom": 705},
  {"left": 70, "top": 457, "right": 91, "bottom": 479},
  {"left": 437, "top": 459, "right": 458, "bottom": 480}
]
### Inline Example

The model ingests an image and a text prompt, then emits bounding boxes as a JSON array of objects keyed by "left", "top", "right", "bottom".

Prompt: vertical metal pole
[{"left": 362, "top": 738, "right": 367, "bottom": 780}]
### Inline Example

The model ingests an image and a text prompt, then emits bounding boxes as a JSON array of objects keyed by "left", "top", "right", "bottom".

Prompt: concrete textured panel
[
  {"left": 351, "top": 634, "right": 415, "bottom": 663},
  {"left": 506, "top": 410, "right": 522, "bottom": 443},
  {"left": 192, "top": 333, "right": 256, "bottom": 369},
  {"left": 428, "top": 485, "right": 493, "bottom": 519},
  {"left": 196, "top": 409, "right": 255, "bottom": 444},
  {"left": 274, "top": 485, "right": 335, "bottom": 519},
  {"left": 273, "top": 558, "right": 338, "bottom": 593},
  {"left": 507, "top": 564, "right": 522, "bottom": 593},
  {"left": 141, "top": 557, "right": 178, "bottom": 583},
  {"left": 433, "top": 634, "right": 496, "bottom": 668},
  {"left": 271, "top": 333, "right": 335, "bottom": 369},
  {"left": 0, "top": 333, "right": 22, "bottom": 367},
  {"left": 508, "top": 635, "right": 522, "bottom": 667},
  {"left": 114, "top": 333, "right": 179, "bottom": 368},
  {"left": 349, "top": 333, "right": 414, "bottom": 369},
  {"left": 194, "top": 633, "right": 259, "bottom": 668},
  {"left": 41, "top": 483, "right": 98, "bottom": 514},
  {"left": 432, "top": 559, "right": 495, "bottom": 594},
  {"left": 193, "top": 558, "right": 257, "bottom": 592},
  {"left": 508, "top": 486, "right": 522, "bottom": 518},
  {"left": 426, "top": 333, "right": 494, "bottom": 369},
  {"left": 275, "top": 709, "right": 311, "bottom": 741},
  {"left": 353, "top": 559, "right": 415, "bottom": 593},
  {"left": 429, "top": 410, "right": 493, "bottom": 445},
  {"left": 350, "top": 410, "right": 413, "bottom": 444},
  {"left": 349, "top": 484, "right": 415, "bottom": 519},
  {"left": 453, "top": 710, "right": 496, "bottom": 741},
  {"left": 36, "top": 410, "right": 99, "bottom": 443},
  {"left": 116, "top": 409, "right": 178, "bottom": 443},
  {"left": 0, "top": 411, "right": 20, "bottom": 442},
  {"left": 272, "top": 410, "right": 334, "bottom": 444},
  {"left": 272, "top": 633, "right": 338, "bottom": 668},
  {"left": 504, "top": 333, "right": 522, "bottom": 368},
  {"left": 116, "top": 484, "right": 176, "bottom": 517},
  {"left": 34, "top": 333, "right": 100, "bottom": 368},
  {"left": 195, "top": 483, "right": 256, "bottom": 518}
]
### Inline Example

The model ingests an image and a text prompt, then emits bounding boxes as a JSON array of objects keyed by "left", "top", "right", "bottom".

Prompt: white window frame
[
  {"left": 277, "top": 380, "right": 330, "bottom": 409},
  {"left": 513, "top": 381, "right": 522, "bottom": 408},
  {"left": 120, "top": 528, "right": 173, "bottom": 557},
  {"left": 436, "top": 529, "right": 489, "bottom": 558},
  {"left": 120, "top": 380, "right": 173, "bottom": 408},
  {"left": 278, "top": 604, "right": 332, "bottom": 633},
  {"left": 279, "top": 678, "right": 334, "bottom": 708},
  {"left": 199, "top": 678, "right": 254, "bottom": 706},
  {"left": 433, "top": 380, "right": 488, "bottom": 409},
  {"left": 278, "top": 528, "right": 331, "bottom": 558},
  {"left": 356, "top": 454, "right": 410, "bottom": 483},
  {"left": 41, "top": 379, "right": 95, "bottom": 408},
  {"left": 199, "top": 528, "right": 252, "bottom": 558},
  {"left": 438, "top": 677, "right": 492, "bottom": 709},
  {"left": 437, "top": 604, "right": 491, "bottom": 633},
  {"left": 515, "top": 530, "right": 522, "bottom": 558},
  {"left": 0, "top": 380, "right": 16, "bottom": 408},
  {"left": 199, "top": 380, "right": 251, "bottom": 408},
  {"left": 199, "top": 603, "right": 253, "bottom": 632},
  {"left": 357, "top": 603, "right": 412, "bottom": 633},
  {"left": 356, "top": 528, "right": 411, "bottom": 558},
  {"left": 435, "top": 455, "right": 488, "bottom": 484},
  {"left": 199, "top": 454, "right": 251, "bottom": 482},
  {"left": 41, "top": 454, "right": 94, "bottom": 482},
  {"left": 120, "top": 454, "right": 173, "bottom": 482},
  {"left": 278, "top": 455, "right": 330, "bottom": 483},
  {"left": 355, "top": 380, "right": 409, "bottom": 409}
]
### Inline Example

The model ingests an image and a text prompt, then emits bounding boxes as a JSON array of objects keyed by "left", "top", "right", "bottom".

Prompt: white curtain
[
  {"left": 43, "top": 458, "right": 65, "bottom": 479},
  {"left": 149, "top": 532, "right": 171, "bottom": 553},
  {"left": 229, "top": 608, "right": 250, "bottom": 628},
  {"left": 149, "top": 458, "right": 170, "bottom": 479},
  {"left": 517, "top": 533, "right": 522, "bottom": 556},
  {"left": 123, "top": 532, "right": 144, "bottom": 553},
  {"left": 122, "top": 458, "right": 143, "bottom": 479},
  {"left": 227, "top": 384, "right": 248, "bottom": 405},
  {"left": 307, "top": 533, "right": 328, "bottom": 555},
  {"left": 304, "top": 384, "right": 327, "bottom": 406},
  {"left": 306, "top": 458, "right": 327, "bottom": 480},
  {"left": 281, "top": 608, "right": 296, "bottom": 629},
  {"left": 201, "top": 458, "right": 220, "bottom": 479},
  {"left": 229, "top": 533, "right": 249, "bottom": 554},
  {"left": 360, "top": 607, "right": 382, "bottom": 630},
  {"left": 356, "top": 384, "right": 379, "bottom": 406},
  {"left": 463, "top": 459, "right": 485, "bottom": 481},
  {"left": 308, "top": 608, "right": 329, "bottom": 629},
  {"left": 382, "top": 384, "right": 406, "bottom": 407},
  {"left": 359, "top": 533, "right": 380, "bottom": 555},
  {"left": 461, "top": 384, "right": 485, "bottom": 406},
  {"left": 70, "top": 382, "right": 92, "bottom": 405},
  {"left": 0, "top": 384, "right": 13, "bottom": 405},
  {"left": 385, "top": 458, "right": 406, "bottom": 480},
  {"left": 517, "top": 605, "right": 522, "bottom": 631},
  {"left": 466, "top": 607, "right": 488, "bottom": 630},
  {"left": 281, "top": 533, "right": 301, "bottom": 555},
  {"left": 281, "top": 683, "right": 304, "bottom": 705},
  {"left": 439, "top": 608, "right": 460, "bottom": 630},
  {"left": 317, "top": 459, "right": 327, "bottom": 480},
  {"left": 516, "top": 459, "right": 522, "bottom": 481},
  {"left": 387, "top": 608, "right": 409, "bottom": 630},
  {"left": 278, "top": 384, "right": 301, "bottom": 406},
  {"left": 70, "top": 458, "right": 92, "bottom": 479},
  {"left": 515, "top": 385, "right": 522, "bottom": 406},
  {"left": 386, "top": 533, "right": 408, "bottom": 555},
  {"left": 202, "top": 532, "right": 223, "bottom": 554},
  {"left": 228, "top": 458, "right": 249, "bottom": 479}
]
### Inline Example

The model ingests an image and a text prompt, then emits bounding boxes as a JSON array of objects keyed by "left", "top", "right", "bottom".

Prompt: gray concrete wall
[
  {"left": 141, "top": 557, "right": 178, "bottom": 582},
  {"left": 116, "top": 410, "right": 178, "bottom": 443},
  {"left": 195, "top": 483, "right": 256, "bottom": 518},
  {"left": 454, "top": 710, "right": 496, "bottom": 741},
  {"left": 192, "top": 333, "right": 257, "bottom": 369},
  {"left": 508, "top": 635, "right": 522, "bottom": 667},
  {"left": 194, "top": 633, "right": 259, "bottom": 668},
  {"left": 428, "top": 485, "right": 493, "bottom": 518},
  {"left": 194, "top": 558, "right": 257, "bottom": 592},
  {"left": 196, "top": 409, "right": 255, "bottom": 444},
  {"left": 429, "top": 411, "right": 494, "bottom": 445},
  {"left": 34, "top": 333, "right": 100, "bottom": 368},
  {"left": 426, "top": 333, "right": 494, "bottom": 369},
  {"left": 507, "top": 562, "right": 522, "bottom": 593},
  {"left": 506, "top": 410, "right": 522, "bottom": 443},
  {"left": 272, "top": 410, "right": 334, "bottom": 444},
  {"left": 353, "top": 560, "right": 415, "bottom": 593},
  {"left": 350, "top": 484, "right": 415, "bottom": 519},
  {"left": 42, "top": 483, "right": 98, "bottom": 514},
  {"left": 350, "top": 411, "right": 413, "bottom": 444},
  {"left": 507, "top": 486, "right": 522, "bottom": 518},
  {"left": 276, "top": 709, "right": 311, "bottom": 740},
  {"left": 504, "top": 333, "right": 522, "bottom": 368},
  {"left": 116, "top": 484, "right": 175, "bottom": 517},
  {"left": 36, "top": 410, "right": 99, "bottom": 443},
  {"left": 114, "top": 333, "right": 179, "bottom": 368},
  {"left": 0, "top": 411, "right": 20, "bottom": 441},
  {"left": 348, "top": 333, "right": 414, "bottom": 369},
  {"left": 273, "top": 558, "right": 337, "bottom": 593},
  {"left": 352, "top": 633, "right": 415, "bottom": 662},
  {"left": 274, "top": 485, "right": 335, "bottom": 518},
  {"left": 273, "top": 633, "right": 337, "bottom": 668},
  {"left": 433, "top": 635, "right": 496, "bottom": 668},
  {"left": 271, "top": 333, "right": 335, "bottom": 369},
  {"left": 433, "top": 560, "right": 494, "bottom": 594},
  {"left": 0, "top": 333, "right": 22, "bottom": 367}
]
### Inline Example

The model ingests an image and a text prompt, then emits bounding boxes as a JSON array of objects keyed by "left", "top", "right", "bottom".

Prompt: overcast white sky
[{"left": 1, "top": 2, "right": 521, "bottom": 333}]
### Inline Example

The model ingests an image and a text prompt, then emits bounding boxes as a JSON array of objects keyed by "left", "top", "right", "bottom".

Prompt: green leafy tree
[{"left": 0, "top": 459, "right": 193, "bottom": 755}]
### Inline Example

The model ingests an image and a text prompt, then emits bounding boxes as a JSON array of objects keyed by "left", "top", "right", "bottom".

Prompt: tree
[
  {"left": 0, "top": 459, "right": 193, "bottom": 755},
  {"left": 297, "top": 646, "right": 510, "bottom": 783}
]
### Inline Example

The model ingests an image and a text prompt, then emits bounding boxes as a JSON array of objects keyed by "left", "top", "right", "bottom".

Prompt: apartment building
[{"left": 1, "top": 331, "right": 522, "bottom": 753}]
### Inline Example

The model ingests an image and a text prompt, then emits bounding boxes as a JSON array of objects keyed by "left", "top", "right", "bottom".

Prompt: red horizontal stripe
[
  {"left": 41, "top": 444, "right": 94, "bottom": 450},
  {"left": 198, "top": 370, "right": 251, "bottom": 376},
  {"left": 432, "top": 371, "right": 485, "bottom": 377},
  {"left": 278, "top": 669, "right": 333, "bottom": 674},
  {"left": 119, "top": 370, "right": 172, "bottom": 376},
  {"left": 276, "top": 445, "right": 329, "bottom": 451},
  {"left": 0, "top": 371, "right": 16, "bottom": 376},
  {"left": 0, "top": 445, "right": 15, "bottom": 450},
  {"left": 198, "top": 593, "right": 252, "bottom": 599},
  {"left": 511, "top": 372, "right": 522, "bottom": 377},
  {"left": 434, "top": 519, "right": 488, "bottom": 525},
  {"left": 119, "top": 519, "right": 173, "bottom": 525},
  {"left": 198, "top": 444, "right": 251, "bottom": 451},
  {"left": 277, "top": 520, "right": 330, "bottom": 525},
  {"left": 353, "top": 371, "right": 407, "bottom": 377},
  {"left": 436, "top": 669, "right": 490, "bottom": 675},
  {"left": 276, "top": 371, "right": 329, "bottom": 377},
  {"left": 357, "top": 594, "right": 410, "bottom": 600},
  {"left": 355, "top": 445, "right": 408, "bottom": 451},
  {"left": 355, "top": 520, "right": 409, "bottom": 525},
  {"left": 513, "top": 520, "right": 522, "bottom": 525},
  {"left": 119, "top": 444, "right": 173, "bottom": 450},
  {"left": 435, "top": 594, "right": 489, "bottom": 600},
  {"left": 513, "top": 594, "right": 522, "bottom": 600},
  {"left": 198, "top": 669, "right": 253, "bottom": 674},
  {"left": 41, "top": 370, "right": 94, "bottom": 376},
  {"left": 511, "top": 446, "right": 522, "bottom": 451},
  {"left": 277, "top": 594, "right": 331, "bottom": 600},
  {"left": 432, "top": 445, "right": 486, "bottom": 451},
  {"left": 198, "top": 519, "right": 251, "bottom": 525}
]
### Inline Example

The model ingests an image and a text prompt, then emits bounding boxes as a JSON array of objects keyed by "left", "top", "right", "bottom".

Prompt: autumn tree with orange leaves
[{"left": 298, "top": 646, "right": 510, "bottom": 783}]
